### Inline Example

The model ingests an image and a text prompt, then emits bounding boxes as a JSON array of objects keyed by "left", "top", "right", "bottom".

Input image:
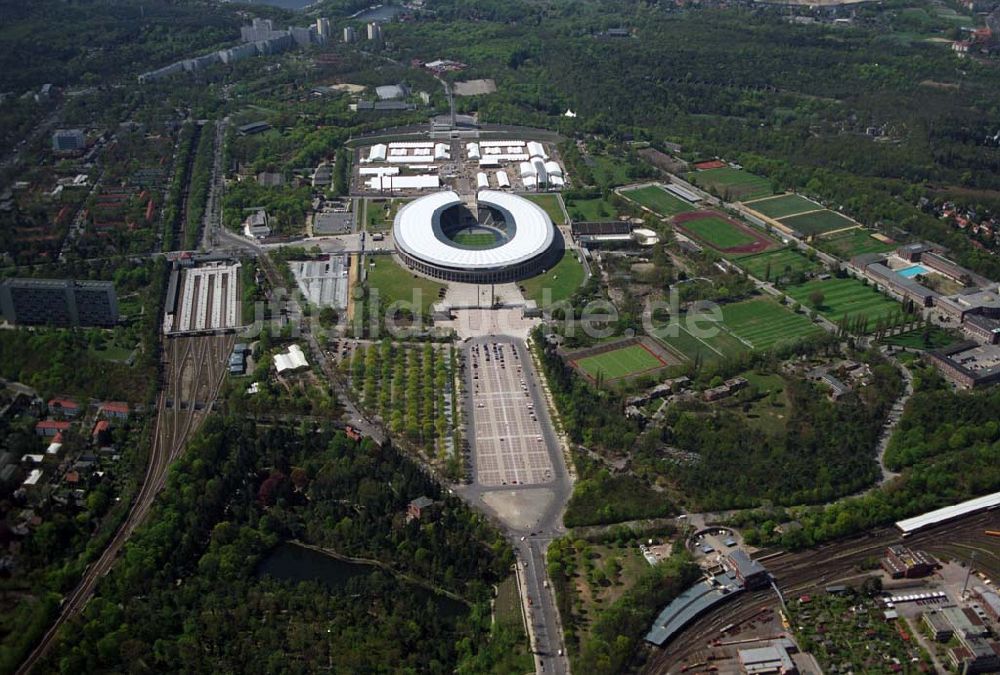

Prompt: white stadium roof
[
  {"left": 393, "top": 190, "right": 554, "bottom": 270},
  {"left": 895, "top": 491, "right": 1000, "bottom": 534}
]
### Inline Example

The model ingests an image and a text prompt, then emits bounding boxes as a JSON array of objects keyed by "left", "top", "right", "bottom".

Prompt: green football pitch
[
  {"left": 574, "top": 344, "right": 665, "bottom": 380},
  {"left": 621, "top": 185, "right": 691, "bottom": 216}
]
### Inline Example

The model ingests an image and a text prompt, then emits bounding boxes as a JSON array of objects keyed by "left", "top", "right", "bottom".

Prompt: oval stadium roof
[{"left": 392, "top": 190, "right": 554, "bottom": 270}]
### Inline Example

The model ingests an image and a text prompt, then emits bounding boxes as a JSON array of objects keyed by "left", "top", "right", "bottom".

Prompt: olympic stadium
[{"left": 392, "top": 190, "right": 564, "bottom": 283}]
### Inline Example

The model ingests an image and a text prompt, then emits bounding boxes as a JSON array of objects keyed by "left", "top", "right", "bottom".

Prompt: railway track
[
  {"left": 16, "top": 333, "right": 232, "bottom": 675},
  {"left": 642, "top": 512, "right": 999, "bottom": 674}
]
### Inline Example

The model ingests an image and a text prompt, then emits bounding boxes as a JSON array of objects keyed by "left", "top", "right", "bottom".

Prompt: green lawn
[
  {"left": 653, "top": 319, "right": 749, "bottom": 364},
  {"left": 688, "top": 167, "right": 773, "bottom": 201},
  {"left": 785, "top": 277, "right": 902, "bottom": 330},
  {"left": 451, "top": 231, "right": 497, "bottom": 248},
  {"left": 519, "top": 249, "right": 586, "bottom": 306},
  {"left": 675, "top": 214, "right": 756, "bottom": 249},
  {"left": 621, "top": 185, "right": 691, "bottom": 216},
  {"left": 721, "top": 298, "right": 824, "bottom": 350},
  {"left": 883, "top": 326, "right": 960, "bottom": 350},
  {"left": 524, "top": 194, "right": 565, "bottom": 225},
  {"left": 365, "top": 256, "right": 444, "bottom": 316},
  {"left": 744, "top": 194, "right": 821, "bottom": 219},
  {"left": 740, "top": 371, "right": 790, "bottom": 437},
  {"left": 574, "top": 344, "right": 665, "bottom": 380},
  {"left": 365, "top": 198, "right": 407, "bottom": 232},
  {"left": 737, "top": 248, "right": 822, "bottom": 280},
  {"left": 588, "top": 154, "right": 632, "bottom": 188},
  {"left": 815, "top": 228, "right": 896, "bottom": 259},
  {"left": 778, "top": 209, "right": 856, "bottom": 236},
  {"left": 565, "top": 196, "right": 621, "bottom": 222}
]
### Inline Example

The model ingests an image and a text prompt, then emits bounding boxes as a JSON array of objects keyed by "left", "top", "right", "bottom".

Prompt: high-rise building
[
  {"left": 52, "top": 129, "right": 85, "bottom": 153},
  {"left": 343, "top": 26, "right": 357, "bottom": 43},
  {"left": 288, "top": 25, "right": 314, "bottom": 48},
  {"left": 0, "top": 279, "right": 119, "bottom": 327},
  {"left": 241, "top": 17, "right": 278, "bottom": 43},
  {"left": 367, "top": 22, "right": 382, "bottom": 41},
  {"left": 316, "top": 17, "right": 331, "bottom": 41}
]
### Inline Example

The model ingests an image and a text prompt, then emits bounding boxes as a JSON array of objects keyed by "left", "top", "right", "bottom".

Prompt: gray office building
[{"left": 0, "top": 278, "right": 119, "bottom": 327}]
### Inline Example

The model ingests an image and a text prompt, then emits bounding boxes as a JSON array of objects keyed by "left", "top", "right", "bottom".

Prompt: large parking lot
[{"left": 468, "top": 340, "right": 553, "bottom": 487}]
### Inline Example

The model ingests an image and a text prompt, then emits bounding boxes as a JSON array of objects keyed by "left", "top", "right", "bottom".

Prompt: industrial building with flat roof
[
  {"left": 0, "top": 278, "right": 118, "bottom": 327},
  {"left": 881, "top": 545, "right": 936, "bottom": 579},
  {"left": 926, "top": 341, "right": 1000, "bottom": 389}
]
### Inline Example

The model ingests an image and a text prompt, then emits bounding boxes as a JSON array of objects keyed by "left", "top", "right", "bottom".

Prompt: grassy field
[
  {"left": 883, "top": 326, "right": 960, "bottom": 350},
  {"left": 676, "top": 214, "right": 756, "bottom": 249},
  {"left": 520, "top": 249, "right": 586, "bottom": 306},
  {"left": 574, "top": 344, "right": 665, "bottom": 380},
  {"left": 745, "top": 194, "right": 820, "bottom": 219},
  {"left": 587, "top": 154, "right": 633, "bottom": 188},
  {"left": 721, "top": 298, "right": 824, "bottom": 350},
  {"left": 785, "top": 277, "right": 901, "bottom": 329},
  {"left": 740, "top": 371, "right": 790, "bottom": 437},
  {"left": 451, "top": 231, "right": 497, "bottom": 248},
  {"left": 653, "top": 320, "right": 750, "bottom": 364},
  {"left": 365, "top": 198, "right": 407, "bottom": 232},
  {"left": 815, "top": 228, "right": 896, "bottom": 259},
  {"left": 737, "top": 248, "right": 822, "bottom": 280},
  {"left": 778, "top": 209, "right": 856, "bottom": 236},
  {"left": 621, "top": 185, "right": 691, "bottom": 216},
  {"left": 688, "top": 167, "right": 773, "bottom": 201},
  {"left": 365, "top": 256, "right": 445, "bottom": 315},
  {"left": 525, "top": 193, "right": 565, "bottom": 225},
  {"left": 565, "top": 196, "right": 621, "bottom": 222}
]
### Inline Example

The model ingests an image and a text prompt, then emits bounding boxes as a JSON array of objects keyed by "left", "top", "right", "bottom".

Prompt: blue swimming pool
[{"left": 898, "top": 265, "right": 929, "bottom": 278}]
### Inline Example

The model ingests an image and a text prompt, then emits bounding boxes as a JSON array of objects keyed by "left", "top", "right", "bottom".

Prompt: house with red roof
[
  {"left": 47, "top": 398, "right": 81, "bottom": 417},
  {"left": 35, "top": 420, "right": 71, "bottom": 437},
  {"left": 92, "top": 419, "right": 110, "bottom": 440},
  {"left": 98, "top": 401, "right": 129, "bottom": 420}
]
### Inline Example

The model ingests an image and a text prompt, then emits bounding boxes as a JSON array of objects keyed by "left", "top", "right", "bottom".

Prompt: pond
[{"left": 257, "top": 542, "right": 468, "bottom": 618}]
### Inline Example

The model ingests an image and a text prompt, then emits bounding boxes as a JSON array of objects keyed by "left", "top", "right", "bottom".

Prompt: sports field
[
  {"left": 674, "top": 211, "right": 776, "bottom": 256},
  {"left": 621, "top": 185, "right": 691, "bottom": 216},
  {"left": 574, "top": 344, "right": 666, "bottom": 381},
  {"left": 688, "top": 168, "right": 774, "bottom": 201},
  {"left": 525, "top": 194, "right": 565, "bottom": 225},
  {"left": 451, "top": 231, "right": 497, "bottom": 248},
  {"left": 721, "top": 298, "right": 824, "bottom": 350},
  {"left": 737, "top": 248, "right": 823, "bottom": 280},
  {"left": 815, "top": 228, "right": 896, "bottom": 259},
  {"left": 785, "top": 277, "right": 901, "bottom": 329},
  {"left": 745, "top": 194, "right": 821, "bottom": 219},
  {"left": 653, "top": 319, "right": 750, "bottom": 364},
  {"left": 778, "top": 209, "right": 856, "bottom": 236}
]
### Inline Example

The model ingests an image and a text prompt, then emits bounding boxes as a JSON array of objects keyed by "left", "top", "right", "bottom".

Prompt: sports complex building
[{"left": 392, "top": 190, "right": 563, "bottom": 283}]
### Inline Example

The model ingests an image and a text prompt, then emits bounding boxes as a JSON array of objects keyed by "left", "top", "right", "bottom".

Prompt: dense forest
[
  {"left": 40, "top": 419, "right": 521, "bottom": 673},
  {"left": 730, "top": 366, "right": 1000, "bottom": 549},
  {"left": 654, "top": 354, "right": 903, "bottom": 508}
]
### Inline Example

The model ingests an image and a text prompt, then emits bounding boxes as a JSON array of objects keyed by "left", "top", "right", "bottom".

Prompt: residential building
[
  {"left": 367, "top": 22, "right": 382, "bottom": 41},
  {"left": 98, "top": 402, "right": 129, "bottom": 420},
  {"left": 35, "top": 420, "right": 71, "bottom": 437},
  {"left": 47, "top": 398, "right": 81, "bottom": 417},
  {"left": 343, "top": 26, "right": 357, "bottom": 43},
  {"left": 1, "top": 278, "right": 119, "bottom": 327},
  {"left": 316, "top": 18, "right": 331, "bottom": 41},
  {"left": 52, "top": 128, "right": 85, "bottom": 152},
  {"left": 407, "top": 496, "right": 434, "bottom": 520}
]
